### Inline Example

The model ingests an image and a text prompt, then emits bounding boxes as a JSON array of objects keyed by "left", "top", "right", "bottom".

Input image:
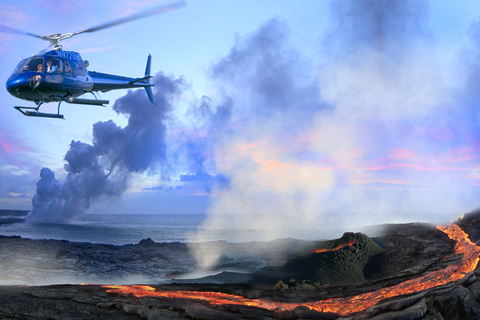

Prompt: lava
[
  {"left": 103, "top": 224, "right": 480, "bottom": 316},
  {"left": 311, "top": 235, "right": 361, "bottom": 253}
]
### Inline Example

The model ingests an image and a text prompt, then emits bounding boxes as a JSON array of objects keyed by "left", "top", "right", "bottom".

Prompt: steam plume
[
  {"left": 189, "top": 0, "right": 480, "bottom": 268},
  {"left": 28, "top": 73, "right": 185, "bottom": 223}
]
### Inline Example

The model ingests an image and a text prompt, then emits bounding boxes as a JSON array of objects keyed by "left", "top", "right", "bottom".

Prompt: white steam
[{"left": 188, "top": 0, "right": 480, "bottom": 268}]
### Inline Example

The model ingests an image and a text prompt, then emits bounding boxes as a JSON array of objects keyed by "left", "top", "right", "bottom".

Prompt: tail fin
[{"left": 144, "top": 54, "right": 156, "bottom": 105}]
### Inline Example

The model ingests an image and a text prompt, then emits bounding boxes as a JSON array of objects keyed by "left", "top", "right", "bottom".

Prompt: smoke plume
[
  {"left": 187, "top": 0, "right": 480, "bottom": 268},
  {"left": 28, "top": 73, "right": 185, "bottom": 223}
]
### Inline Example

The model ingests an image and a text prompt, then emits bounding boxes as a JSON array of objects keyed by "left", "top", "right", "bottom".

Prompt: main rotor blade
[
  {"left": 72, "top": 0, "right": 186, "bottom": 36},
  {"left": 0, "top": 23, "right": 43, "bottom": 39},
  {"left": 37, "top": 44, "right": 53, "bottom": 55}
]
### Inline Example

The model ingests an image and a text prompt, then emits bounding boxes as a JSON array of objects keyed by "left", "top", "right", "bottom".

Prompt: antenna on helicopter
[{"left": 0, "top": 0, "right": 186, "bottom": 50}]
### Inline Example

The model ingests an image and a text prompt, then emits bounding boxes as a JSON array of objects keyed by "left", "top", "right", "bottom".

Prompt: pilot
[
  {"left": 36, "top": 63, "right": 44, "bottom": 73},
  {"left": 47, "top": 61, "right": 57, "bottom": 73}
]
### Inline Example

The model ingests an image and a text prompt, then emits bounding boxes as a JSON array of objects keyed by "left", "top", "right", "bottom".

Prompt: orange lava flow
[
  {"left": 103, "top": 224, "right": 480, "bottom": 316},
  {"left": 311, "top": 237, "right": 360, "bottom": 253}
]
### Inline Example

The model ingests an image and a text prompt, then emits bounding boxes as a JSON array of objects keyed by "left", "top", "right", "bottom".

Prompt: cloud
[
  {"left": 180, "top": 171, "right": 212, "bottom": 182},
  {"left": 0, "top": 125, "right": 41, "bottom": 201},
  {"left": 0, "top": 173, "right": 36, "bottom": 199},
  {"left": 143, "top": 185, "right": 182, "bottom": 192}
]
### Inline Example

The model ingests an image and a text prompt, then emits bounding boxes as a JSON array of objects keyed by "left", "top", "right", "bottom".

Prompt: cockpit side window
[
  {"left": 15, "top": 57, "right": 44, "bottom": 73},
  {"left": 46, "top": 58, "right": 63, "bottom": 73},
  {"left": 29, "top": 58, "right": 44, "bottom": 73},
  {"left": 69, "top": 60, "right": 84, "bottom": 77}
]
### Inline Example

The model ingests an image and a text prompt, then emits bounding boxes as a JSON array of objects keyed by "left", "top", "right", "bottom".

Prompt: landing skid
[
  {"left": 14, "top": 95, "right": 110, "bottom": 119},
  {"left": 14, "top": 106, "right": 64, "bottom": 119}
]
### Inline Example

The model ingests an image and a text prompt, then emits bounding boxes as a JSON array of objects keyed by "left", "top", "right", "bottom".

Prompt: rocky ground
[
  {"left": 1, "top": 212, "right": 480, "bottom": 319},
  {"left": 0, "top": 235, "right": 196, "bottom": 285}
]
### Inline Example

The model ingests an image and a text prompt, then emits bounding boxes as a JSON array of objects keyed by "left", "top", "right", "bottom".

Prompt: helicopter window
[
  {"left": 29, "top": 58, "right": 44, "bottom": 73},
  {"left": 46, "top": 58, "right": 63, "bottom": 73},
  {"left": 65, "top": 61, "right": 71, "bottom": 73},
  {"left": 67, "top": 60, "right": 84, "bottom": 77},
  {"left": 16, "top": 58, "right": 44, "bottom": 73},
  {"left": 13, "top": 60, "right": 27, "bottom": 74},
  {"left": 45, "top": 74, "right": 63, "bottom": 84}
]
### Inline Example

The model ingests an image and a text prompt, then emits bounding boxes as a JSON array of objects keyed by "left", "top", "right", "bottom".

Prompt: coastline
[{"left": 0, "top": 219, "right": 479, "bottom": 319}]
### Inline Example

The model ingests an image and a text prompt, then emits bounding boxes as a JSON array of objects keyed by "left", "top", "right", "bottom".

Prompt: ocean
[
  {"left": 0, "top": 214, "right": 206, "bottom": 245},
  {"left": 0, "top": 213, "right": 344, "bottom": 245}
]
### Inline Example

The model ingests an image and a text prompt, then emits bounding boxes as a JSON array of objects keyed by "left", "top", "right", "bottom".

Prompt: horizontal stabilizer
[{"left": 128, "top": 76, "right": 153, "bottom": 85}]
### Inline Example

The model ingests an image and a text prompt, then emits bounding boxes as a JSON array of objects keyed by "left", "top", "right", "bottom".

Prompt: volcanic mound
[{"left": 277, "top": 232, "right": 384, "bottom": 285}]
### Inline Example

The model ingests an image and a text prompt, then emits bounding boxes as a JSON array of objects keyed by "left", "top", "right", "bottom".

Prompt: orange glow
[
  {"left": 103, "top": 224, "right": 480, "bottom": 316},
  {"left": 311, "top": 236, "right": 360, "bottom": 253},
  {"left": 260, "top": 159, "right": 290, "bottom": 172}
]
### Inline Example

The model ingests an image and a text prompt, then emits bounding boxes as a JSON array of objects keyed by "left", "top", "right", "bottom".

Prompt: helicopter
[{"left": 1, "top": 1, "right": 186, "bottom": 119}]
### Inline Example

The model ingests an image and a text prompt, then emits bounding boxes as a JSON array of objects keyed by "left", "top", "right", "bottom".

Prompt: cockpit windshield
[{"left": 13, "top": 57, "right": 45, "bottom": 74}]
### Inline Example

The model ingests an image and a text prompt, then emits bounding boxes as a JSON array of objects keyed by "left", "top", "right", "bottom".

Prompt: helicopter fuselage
[
  {"left": 6, "top": 49, "right": 154, "bottom": 117},
  {"left": 6, "top": 50, "right": 94, "bottom": 104}
]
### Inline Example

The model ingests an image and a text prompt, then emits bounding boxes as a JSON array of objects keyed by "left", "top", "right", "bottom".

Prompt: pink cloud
[
  {"left": 388, "top": 148, "right": 417, "bottom": 159},
  {"left": 0, "top": 7, "right": 26, "bottom": 24},
  {"left": 0, "top": 137, "right": 30, "bottom": 154}
]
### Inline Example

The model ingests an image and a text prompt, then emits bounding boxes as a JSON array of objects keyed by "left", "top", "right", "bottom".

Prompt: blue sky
[{"left": 2, "top": 0, "right": 480, "bottom": 232}]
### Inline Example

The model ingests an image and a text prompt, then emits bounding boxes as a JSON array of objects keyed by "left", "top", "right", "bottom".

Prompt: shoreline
[{"left": 0, "top": 219, "right": 478, "bottom": 319}]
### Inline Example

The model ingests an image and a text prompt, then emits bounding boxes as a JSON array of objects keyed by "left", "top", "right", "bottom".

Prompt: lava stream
[
  {"left": 311, "top": 235, "right": 361, "bottom": 253},
  {"left": 104, "top": 224, "right": 480, "bottom": 316}
]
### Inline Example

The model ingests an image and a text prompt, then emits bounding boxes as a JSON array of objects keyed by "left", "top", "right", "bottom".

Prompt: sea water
[
  {"left": 0, "top": 214, "right": 206, "bottom": 245},
  {"left": 0, "top": 213, "right": 344, "bottom": 244}
]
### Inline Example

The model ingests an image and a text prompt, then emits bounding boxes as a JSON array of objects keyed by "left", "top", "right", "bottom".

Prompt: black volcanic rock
[
  {"left": 455, "top": 208, "right": 480, "bottom": 243},
  {"left": 0, "top": 235, "right": 314, "bottom": 285},
  {"left": 369, "top": 223, "right": 457, "bottom": 287},
  {"left": 138, "top": 237, "right": 156, "bottom": 246},
  {"left": 0, "top": 220, "right": 480, "bottom": 319},
  {"left": 278, "top": 232, "right": 384, "bottom": 285},
  {"left": 0, "top": 235, "right": 195, "bottom": 285}
]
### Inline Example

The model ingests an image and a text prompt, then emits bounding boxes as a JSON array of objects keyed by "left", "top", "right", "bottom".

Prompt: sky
[{"left": 1, "top": 0, "right": 480, "bottom": 235}]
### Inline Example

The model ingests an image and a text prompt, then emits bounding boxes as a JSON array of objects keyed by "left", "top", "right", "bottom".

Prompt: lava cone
[{"left": 278, "top": 232, "right": 384, "bottom": 285}]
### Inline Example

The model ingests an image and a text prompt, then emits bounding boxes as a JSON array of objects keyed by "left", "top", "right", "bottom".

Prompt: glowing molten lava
[
  {"left": 104, "top": 224, "right": 480, "bottom": 316},
  {"left": 311, "top": 235, "right": 361, "bottom": 253}
]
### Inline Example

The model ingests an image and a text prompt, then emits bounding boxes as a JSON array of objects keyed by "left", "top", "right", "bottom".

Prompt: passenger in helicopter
[{"left": 47, "top": 60, "right": 57, "bottom": 73}]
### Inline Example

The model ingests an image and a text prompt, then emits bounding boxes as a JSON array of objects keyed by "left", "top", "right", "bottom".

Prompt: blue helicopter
[{"left": 1, "top": 1, "right": 185, "bottom": 119}]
